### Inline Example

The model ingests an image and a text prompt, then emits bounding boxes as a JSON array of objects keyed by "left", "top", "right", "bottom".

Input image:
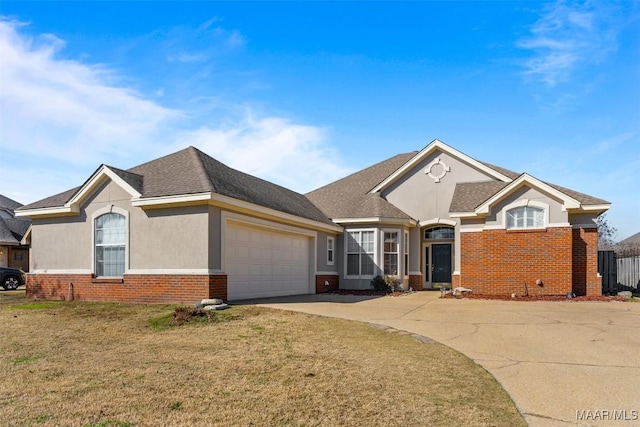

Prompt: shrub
[{"left": 370, "top": 275, "right": 402, "bottom": 293}]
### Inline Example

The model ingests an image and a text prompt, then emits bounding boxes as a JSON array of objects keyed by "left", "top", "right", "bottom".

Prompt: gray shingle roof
[
  {"left": 0, "top": 217, "right": 31, "bottom": 245},
  {"left": 19, "top": 147, "right": 333, "bottom": 225},
  {"left": 18, "top": 187, "right": 81, "bottom": 211},
  {"left": 448, "top": 181, "right": 510, "bottom": 213},
  {"left": 543, "top": 182, "right": 609, "bottom": 205},
  {"left": 306, "top": 153, "right": 417, "bottom": 220},
  {"left": 448, "top": 178, "right": 610, "bottom": 213},
  {"left": 619, "top": 232, "right": 640, "bottom": 245},
  {"left": 0, "top": 194, "right": 23, "bottom": 211}
]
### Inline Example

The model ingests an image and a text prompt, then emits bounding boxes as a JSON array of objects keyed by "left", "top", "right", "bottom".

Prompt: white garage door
[{"left": 226, "top": 222, "right": 311, "bottom": 300}]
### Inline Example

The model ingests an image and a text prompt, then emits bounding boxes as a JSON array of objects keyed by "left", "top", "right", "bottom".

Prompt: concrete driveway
[{"left": 244, "top": 292, "right": 640, "bottom": 427}]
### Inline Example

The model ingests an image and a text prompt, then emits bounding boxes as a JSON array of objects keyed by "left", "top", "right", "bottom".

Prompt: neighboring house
[
  {"left": 16, "top": 140, "right": 609, "bottom": 303},
  {"left": 615, "top": 232, "right": 640, "bottom": 257},
  {"left": 0, "top": 194, "right": 31, "bottom": 272}
]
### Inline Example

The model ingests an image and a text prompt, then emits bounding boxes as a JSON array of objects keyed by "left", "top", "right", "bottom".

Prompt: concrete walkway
[{"left": 243, "top": 292, "right": 640, "bottom": 426}]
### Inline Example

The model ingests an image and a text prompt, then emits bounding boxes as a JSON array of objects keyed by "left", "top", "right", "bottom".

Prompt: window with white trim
[
  {"left": 346, "top": 230, "right": 375, "bottom": 277},
  {"left": 404, "top": 231, "right": 409, "bottom": 276},
  {"left": 95, "top": 213, "right": 126, "bottom": 277},
  {"left": 383, "top": 231, "right": 399, "bottom": 275},
  {"left": 506, "top": 206, "right": 545, "bottom": 229},
  {"left": 327, "top": 236, "right": 335, "bottom": 265}
]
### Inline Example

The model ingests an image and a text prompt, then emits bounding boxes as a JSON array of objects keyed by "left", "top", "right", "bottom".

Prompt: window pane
[
  {"left": 384, "top": 254, "right": 398, "bottom": 275},
  {"left": 361, "top": 253, "right": 375, "bottom": 275},
  {"left": 533, "top": 208, "right": 544, "bottom": 227},
  {"left": 362, "top": 231, "right": 374, "bottom": 253},
  {"left": 347, "top": 232, "right": 360, "bottom": 253},
  {"left": 347, "top": 254, "right": 360, "bottom": 275}
]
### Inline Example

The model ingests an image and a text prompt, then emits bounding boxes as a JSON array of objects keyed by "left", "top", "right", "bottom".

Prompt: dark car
[{"left": 0, "top": 266, "right": 26, "bottom": 290}]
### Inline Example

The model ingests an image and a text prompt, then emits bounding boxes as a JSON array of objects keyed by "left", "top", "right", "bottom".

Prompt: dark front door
[{"left": 431, "top": 243, "right": 452, "bottom": 285}]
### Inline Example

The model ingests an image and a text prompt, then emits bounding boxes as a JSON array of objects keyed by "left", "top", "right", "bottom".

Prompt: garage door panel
[{"left": 226, "top": 222, "right": 311, "bottom": 300}]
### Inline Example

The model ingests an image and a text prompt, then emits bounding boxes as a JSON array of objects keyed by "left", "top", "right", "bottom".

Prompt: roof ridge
[{"left": 186, "top": 146, "right": 218, "bottom": 193}]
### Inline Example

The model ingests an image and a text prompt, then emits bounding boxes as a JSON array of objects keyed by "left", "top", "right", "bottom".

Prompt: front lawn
[{"left": 0, "top": 291, "right": 525, "bottom": 426}]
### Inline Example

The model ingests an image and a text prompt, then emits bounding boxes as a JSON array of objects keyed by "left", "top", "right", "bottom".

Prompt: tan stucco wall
[
  {"left": 133, "top": 205, "right": 209, "bottom": 269},
  {"left": 31, "top": 215, "right": 93, "bottom": 270},
  {"left": 383, "top": 150, "right": 494, "bottom": 222},
  {"left": 29, "top": 179, "right": 212, "bottom": 272},
  {"left": 208, "top": 206, "right": 222, "bottom": 271},
  {"left": 315, "top": 230, "right": 339, "bottom": 273}
]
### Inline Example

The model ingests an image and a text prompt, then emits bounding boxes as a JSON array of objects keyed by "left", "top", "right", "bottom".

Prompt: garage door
[{"left": 226, "top": 222, "right": 311, "bottom": 300}]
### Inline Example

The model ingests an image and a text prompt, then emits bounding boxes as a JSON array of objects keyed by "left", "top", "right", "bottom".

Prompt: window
[
  {"left": 404, "top": 231, "right": 409, "bottom": 276},
  {"left": 383, "top": 231, "right": 399, "bottom": 275},
  {"left": 327, "top": 236, "right": 335, "bottom": 265},
  {"left": 506, "top": 206, "right": 544, "bottom": 229},
  {"left": 95, "top": 213, "right": 126, "bottom": 277},
  {"left": 424, "top": 226, "right": 454, "bottom": 240},
  {"left": 346, "top": 230, "right": 375, "bottom": 277}
]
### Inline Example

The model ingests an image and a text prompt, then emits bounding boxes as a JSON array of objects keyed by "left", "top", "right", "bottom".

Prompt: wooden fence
[
  {"left": 617, "top": 256, "right": 640, "bottom": 292},
  {"left": 598, "top": 251, "right": 640, "bottom": 294}
]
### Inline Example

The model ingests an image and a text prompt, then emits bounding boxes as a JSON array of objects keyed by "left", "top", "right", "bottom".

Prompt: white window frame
[
  {"left": 91, "top": 206, "right": 129, "bottom": 277},
  {"left": 382, "top": 229, "right": 400, "bottom": 276},
  {"left": 404, "top": 230, "right": 409, "bottom": 277},
  {"left": 345, "top": 228, "right": 377, "bottom": 279},
  {"left": 327, "top": 236, "right": 335, "bottom": 266},
  {"left": 503, "top": 199, "right": 549, "bottom": 230}
]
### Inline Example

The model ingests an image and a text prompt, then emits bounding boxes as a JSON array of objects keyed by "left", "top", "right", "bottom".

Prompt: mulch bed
[
  {"left": 327, "top": 290, "right": 632, "bottom": 302},
  {"left": 442, "top": 293, "right": 628, "bottom": 302}
]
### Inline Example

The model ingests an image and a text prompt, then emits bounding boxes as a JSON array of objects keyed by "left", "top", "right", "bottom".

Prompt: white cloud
[
  {"left": 517, "top": 1, "right": 619, "bottom": 86},
  {"left": 172, "top": 111, "right": 352, "bottom": 193},
  {"left": 0, "top": 18, "right": 180, "bottom": 167},
  {"left": 0, "top": 19, "right": 349, "bottom": 205}
]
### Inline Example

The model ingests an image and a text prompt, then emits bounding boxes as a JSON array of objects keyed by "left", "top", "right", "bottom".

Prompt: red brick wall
[
  {"left": 572, "top": 227, "right": 601, "bottom": 296},
  {"left": 316, "top": 274, "right": 339, "bottom": 293},
  {"left": 460, "top": 227, "right": 574, "bottom": 295},
  {"left": 409, "top": 274, "right": 423, "bottom": 291},
  {"left": 26, "top": 273, "right": 228, "bottom": 304}
]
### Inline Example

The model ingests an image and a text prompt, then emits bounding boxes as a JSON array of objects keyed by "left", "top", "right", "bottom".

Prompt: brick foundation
[
  {"left": 316, "top": 274, "right": 339, "bottom": 293},
  {"left": 26, "top": 273, "right": 228, "bottom": 304},
  {"left": 460, "top": 227, "right": 583, "bottom": 296},
  {"left": 409, "top": 274, "right": 423, "bottom": 291}
]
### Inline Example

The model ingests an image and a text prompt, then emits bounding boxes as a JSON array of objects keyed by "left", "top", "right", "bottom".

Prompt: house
[
  {"left": 16, "top": 140, "right": 609, "bottom": 303},
  {"left": 0, "top": 194, "right": 31, "bottom": 271}
]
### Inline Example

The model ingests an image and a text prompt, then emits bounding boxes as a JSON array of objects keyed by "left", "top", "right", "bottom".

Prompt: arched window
[
  {"left": 506, "top": 206, "right": 544, "bottom": 229},
  {"left": 424, "top": 226, "right": 454, "bottom": 240},
  {"left": 95, "top": 212, "right": 126, "bottom": 277}
]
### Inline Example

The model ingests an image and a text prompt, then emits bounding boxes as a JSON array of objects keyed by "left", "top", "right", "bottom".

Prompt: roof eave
[
  {"left": 14, "top": 206, "right": 78, "bottom": 218},
  {"left": 331, "top": 217, "right": 417, "bottom": 226},
  {"left": 133, "top": 192, "right": 343, "bottom": 233}
]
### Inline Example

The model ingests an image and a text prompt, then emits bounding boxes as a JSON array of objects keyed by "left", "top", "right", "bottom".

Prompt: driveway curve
[{"left": 245, "top": 292, "right": 640, "bottom": 427}]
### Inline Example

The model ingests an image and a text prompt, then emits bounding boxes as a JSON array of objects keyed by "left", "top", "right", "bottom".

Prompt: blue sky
[{"left": 0, "top": 1, "right": 638, "bottom": 239}]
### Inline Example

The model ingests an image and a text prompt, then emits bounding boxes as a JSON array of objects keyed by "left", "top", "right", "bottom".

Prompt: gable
[
  {"left": 382, "top": 149, "right": 508, "bottom": 222},
  {"left": 370, "top": 139, "right": 514, "bottom": 193}
]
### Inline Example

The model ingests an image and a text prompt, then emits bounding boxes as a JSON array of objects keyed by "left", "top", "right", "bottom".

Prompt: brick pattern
[
  {"left": 572, "top": 227, "right": 601, "bottom": 297},
  {"left": 460, "top": 227, "right": 574, "bottom": 296},
  {"left": 409, "top": 274, "right": 423, "bottom": 291},
  {"left": 26, "top": 273, "right": 228, "bottom": 304},
  {"left": 316, "top": 274, "right": 339, "bottom": 293}
]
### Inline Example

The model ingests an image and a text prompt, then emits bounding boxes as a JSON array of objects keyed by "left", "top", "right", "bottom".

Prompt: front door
[
  {"left": 424, "top": 243, "right": 452, "bottom": 288},
  {"left": 431, "top": 243, "right": 452, "bottom": 286}
]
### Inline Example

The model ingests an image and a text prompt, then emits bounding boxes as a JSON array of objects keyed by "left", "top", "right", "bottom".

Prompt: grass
[{"left": 0, "top": 291, "right": 526, "bottom": 426}]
